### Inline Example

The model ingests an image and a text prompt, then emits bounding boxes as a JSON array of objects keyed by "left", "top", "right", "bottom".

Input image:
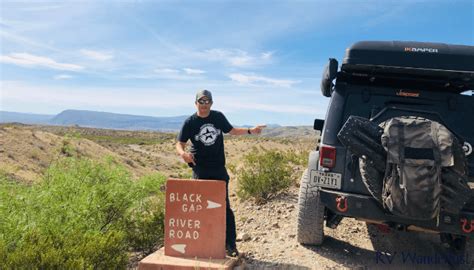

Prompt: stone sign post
[{"left": 164, "top": 178, "right": 226, "bottom": 259}]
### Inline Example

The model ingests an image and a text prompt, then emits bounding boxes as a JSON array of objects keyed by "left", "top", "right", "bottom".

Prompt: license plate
[{"left": 310, "top": 170, "right": 342, "bottom": 189}]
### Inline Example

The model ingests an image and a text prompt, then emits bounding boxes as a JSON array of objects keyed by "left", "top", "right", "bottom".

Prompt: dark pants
[{"left": 192, "top": 166, "right": 237, "bottom": 249}]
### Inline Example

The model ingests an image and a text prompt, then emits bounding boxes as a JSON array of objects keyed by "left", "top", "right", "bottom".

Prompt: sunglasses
[{"left": 197, "top": 99, "right": 212, "bottom": 105}]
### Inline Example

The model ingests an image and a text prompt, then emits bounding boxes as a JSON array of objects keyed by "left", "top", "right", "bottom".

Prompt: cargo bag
[{"left": 381, "top": 116, "right": 455, "bottom": 220}]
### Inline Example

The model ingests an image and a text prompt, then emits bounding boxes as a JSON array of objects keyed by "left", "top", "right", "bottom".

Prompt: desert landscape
[{"left": 0, "top": 123, "right": 472, "bottom": 269}]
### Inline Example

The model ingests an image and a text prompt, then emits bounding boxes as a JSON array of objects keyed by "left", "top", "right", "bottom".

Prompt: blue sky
[{"left": 1, "top": 0, "right": 473, "bottom": 126}]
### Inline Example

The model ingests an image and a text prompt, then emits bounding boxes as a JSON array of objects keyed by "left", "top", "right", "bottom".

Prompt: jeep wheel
[{"left": 297, "top": 168, "right": 325, "bottom": 245}]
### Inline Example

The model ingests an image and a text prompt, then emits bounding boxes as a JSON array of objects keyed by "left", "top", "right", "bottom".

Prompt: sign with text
[{"left": 164, "top": 178, "right": 226, "bottom": 259}]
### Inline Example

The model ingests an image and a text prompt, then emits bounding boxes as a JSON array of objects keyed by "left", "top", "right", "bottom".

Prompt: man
[{"left": 176, "top": 89, "right": 265, "bottom": 257}]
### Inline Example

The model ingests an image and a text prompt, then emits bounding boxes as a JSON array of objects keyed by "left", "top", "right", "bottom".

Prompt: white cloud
[
  {"left": 154, "top": 68, "right": 180, "bottom": 74},
  {"left": 0, "top": 53, "right": 83, "bottom": 71},
  {"left": 0, "top": 30, "right": 63, "bottom": 52},
  {"left": 201, "top": 49, "right": 271, "bottom": 67},
  {"left": 229, "top": 73, "right": 299, "bottom": 88},
  {"left": 54, "top": 74, "right": 73, "bottom": 80},
  {"left": 15, "top": 4, "right": 64, "bottom": 12},
  {"left": 144, "top": 67, "right": 205, "bottom": 80},
  {"left": 1, "top": 80, "right": 190, "bottom": 109},
  {"left": 80, "top": 49, "right": 114, "bottom": 61},
  {"left": 229, "top": 55, "right": 253, "bottom": 67},
  {"left": 261, "top": 51, "right": 274, "bottom": 60},
  {"left": 183, "top": 68, "right": 205, "bottom": 75},
  {"left": 224, "top": 101, "right": 317, "bottom": 115}
]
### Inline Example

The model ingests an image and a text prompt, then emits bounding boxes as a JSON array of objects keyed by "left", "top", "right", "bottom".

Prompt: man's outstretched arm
[{"left": 228, "top": 125, "right": 266, "bottom": 136}]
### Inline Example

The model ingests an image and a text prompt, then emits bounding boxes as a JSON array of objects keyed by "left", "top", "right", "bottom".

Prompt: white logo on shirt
[{"left": 194, "top": 124, "right": 221, "bottom": 146}]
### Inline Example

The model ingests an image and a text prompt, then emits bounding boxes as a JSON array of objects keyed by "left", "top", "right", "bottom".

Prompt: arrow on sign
[
  {"left": 171, "top": 244, "right": 186, "bottom": 254},
  {"left": 207, "top": 200, "right": 222, "bottom": 209}
]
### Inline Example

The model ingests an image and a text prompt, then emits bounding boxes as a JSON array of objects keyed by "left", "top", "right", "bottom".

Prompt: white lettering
[
  {"left": 404, "top": 47, "right": 439, "bottom": 53},
  {"left": 168, "top": 218, "right": 202, "bottom": 229},
  {"left": 168, "top": 229, "right": 200, "bottom": 240},
  {"left": 182, "top": 203, "right": 203, "bottom": 213},
  {"left": 169, "top": 193, "right": 203, "bottom": 203}
]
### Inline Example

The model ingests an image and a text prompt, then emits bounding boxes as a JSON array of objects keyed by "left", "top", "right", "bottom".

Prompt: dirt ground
[{"left": 229, "top": 184, "right": 474, "bottom": 270}]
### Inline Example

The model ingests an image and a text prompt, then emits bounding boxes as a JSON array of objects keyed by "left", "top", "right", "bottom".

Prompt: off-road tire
[{"left": 297, "top": 169, "right": 325, "bottom": 245}]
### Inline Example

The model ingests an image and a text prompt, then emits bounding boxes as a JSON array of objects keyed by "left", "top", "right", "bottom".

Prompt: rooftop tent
[{"left": 339, "top": 41, "right": 474, "bottom": 92}]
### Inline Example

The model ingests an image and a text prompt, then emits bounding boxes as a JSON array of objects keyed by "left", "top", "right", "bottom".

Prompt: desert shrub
[
  {"left": 0, "top": 157, "right": 166, "bottom": 269},
  {"left": 60, "top": 138, "right": 76, "bottom": 157},
  {"left": 236, "top": 147, "right": 293, "bottom": 203}
]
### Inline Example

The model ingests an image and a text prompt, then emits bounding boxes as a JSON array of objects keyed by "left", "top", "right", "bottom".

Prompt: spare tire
[
  {"left": 357, "top": 117, "right": 470, "bottom": 215},
  {"left": 359, "top": 157, "right": 384, "bottom": 204}
]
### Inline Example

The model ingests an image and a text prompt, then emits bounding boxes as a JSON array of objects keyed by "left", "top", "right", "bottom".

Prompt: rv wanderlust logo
[
  {"left": 375, "top": 251, "right": 471, "bottom": 266},
  {"left": 404, "top": 47, "right": 439, "bottom": 53}
]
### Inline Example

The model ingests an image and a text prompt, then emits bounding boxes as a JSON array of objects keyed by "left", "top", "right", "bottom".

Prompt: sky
[{"left": 1, "top": 0, "right": 473, "bottom": 126}]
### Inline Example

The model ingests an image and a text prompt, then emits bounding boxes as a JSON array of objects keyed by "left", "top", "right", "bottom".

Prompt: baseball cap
[{"left": 196, "top": 89, "right": 212, "bottom": 101}]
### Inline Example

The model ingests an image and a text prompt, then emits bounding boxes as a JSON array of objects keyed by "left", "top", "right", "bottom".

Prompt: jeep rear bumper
[{"left": 320, "top": 189, "right": 474, "bottom": 236}]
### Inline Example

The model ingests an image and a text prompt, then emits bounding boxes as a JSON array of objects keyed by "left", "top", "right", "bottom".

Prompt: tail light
[{"left": 320, "top": 145, "right": 336, "bottom": 168}]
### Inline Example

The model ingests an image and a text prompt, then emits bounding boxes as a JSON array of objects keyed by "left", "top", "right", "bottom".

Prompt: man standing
[{"left": 176, "top": 89, "right": 265, "bottom": 257}]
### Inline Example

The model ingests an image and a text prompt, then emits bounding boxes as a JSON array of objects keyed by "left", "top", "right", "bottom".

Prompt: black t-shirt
[{"left": 177, "top": 110, "right": 233, "bottom": 168}]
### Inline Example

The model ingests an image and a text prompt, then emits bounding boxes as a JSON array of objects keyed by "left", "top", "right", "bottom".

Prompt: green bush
[
  {"left": 0, "top": 157, "right": 166, "bottom": 269},
  {"left": 236, "top": 148, "right": 293, "bottom": 203}
]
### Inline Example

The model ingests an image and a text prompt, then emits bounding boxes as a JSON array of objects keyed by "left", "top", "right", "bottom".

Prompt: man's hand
[
  {"left": 176, "top": 141, "right": 196, "bottom": 165},
  {"left": 181, "top": 152, "right": 196, "bottom": 165},
  {"left": 250, "top": 125, "right": 267, "bottom": 135}
]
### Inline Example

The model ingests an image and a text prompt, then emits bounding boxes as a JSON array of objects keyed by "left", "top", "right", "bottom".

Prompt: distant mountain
[
  {"left": 238, "top": 123, "right": 281, "bottom": 128},
  {"left": 0, "top": 110, "right": 313, "bottom": 136},
  {"left": 50, "top": 110, "right": 187, "bottom": 131},
  {"left": 0, "top": 111, "right": 54, "bottom": 124},
  {"left": 0, "top": 110, "right": 187, "bottom": 131}
]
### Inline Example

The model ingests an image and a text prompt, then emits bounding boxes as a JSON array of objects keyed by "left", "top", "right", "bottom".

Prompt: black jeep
[{"left": 297, "top": 41, "right": 474, "bottom": 251}]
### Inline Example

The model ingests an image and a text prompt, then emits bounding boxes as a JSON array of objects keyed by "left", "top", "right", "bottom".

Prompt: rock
[
  {"left": 272, "top": 222, "right": 280, "bottom": 228},
  {"left": 238, "top": 232, "right": 251, "bottom": 242}
]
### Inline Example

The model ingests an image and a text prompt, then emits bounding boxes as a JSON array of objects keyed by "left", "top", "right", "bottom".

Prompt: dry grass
[{"left": 0, "top": 123, "right": 317, "bottom": 184}]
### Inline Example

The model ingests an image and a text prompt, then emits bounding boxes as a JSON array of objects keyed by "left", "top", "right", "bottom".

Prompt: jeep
[{"left": 297, "top": 41, "right": 474, "bottom": 252}]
